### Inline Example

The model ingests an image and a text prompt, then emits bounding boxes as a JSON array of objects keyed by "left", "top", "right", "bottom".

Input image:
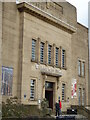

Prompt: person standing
[
  {"left": 55, "top": 101, "right": 60, "bottom": 116},
  {"left": 59, "top": 99, "right": 62, "bottom": 115}
]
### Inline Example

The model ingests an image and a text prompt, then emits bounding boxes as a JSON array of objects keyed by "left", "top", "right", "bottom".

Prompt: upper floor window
[
  {"left": 1, "top": 67, "right": 13, "bottom": 96},
  {"left": 32, "top": 39, "right": 36, "bottom": 61},
  {"left": 62, "top": 49, "right": 66, "bottom": 68},
  {"left": 48, "top": 45, "right": 52, "bottom": 64},
  {"left": 62, "top": 83, "right": 65, "bottom": 101},
  {"left": 82, "top": 62, "right": 85, "bottom": 77},
  {"left": 40, "top": 42, "right": 44, "bottom": 63},
  {"left": 30, "top": 79, "right": 35, "bottom": 100},
  {"left": 55, "top": 47, "right": 59, "bottom": 66},
  {"left": 78, "top": 60, "right": 81, "bottom": 76},
  {"left": 78, "top": 60, "right": 85, "bottom": 77}
]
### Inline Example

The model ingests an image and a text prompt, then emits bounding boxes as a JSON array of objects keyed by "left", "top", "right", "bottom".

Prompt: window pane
[
  {"left": 82, "top": 62, "right": 85, "bottom": 77},
  {"left": 62, "top": 49, "right": 65, "bottom": 68},
  {"left": 82, "top": 88, "right": 85, "bottom": 106},
  {"left": 55, "top": 48, "right": 58, "bottom": 66},
  {"left": 32, "top": 39, "right": 36, "bottom": 61},
  {"left": 78, "top": 61, "right": 81, "bottom": 76},
  {"left": 40, "top": 42, "right": 44, "bottom": 63},
  {"left": 30, "top": 80, "right": 35, "bottom": 100},
  {"left": 48, "top": 45, "right": 52, "bottom": 64},
  {"left": 62, "top": 84, "right": 65, "bottom": 101}
]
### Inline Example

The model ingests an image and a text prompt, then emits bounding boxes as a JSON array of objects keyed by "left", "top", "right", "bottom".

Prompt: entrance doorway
[
  {"left": 45, "top": 81, "right": 53, "bottom": 109},
  {"left": 45, "top": 90, "right": 53, "bottom": 109}
]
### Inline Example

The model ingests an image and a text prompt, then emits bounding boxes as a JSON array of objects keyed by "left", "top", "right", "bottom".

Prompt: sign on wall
[
  {"left": 71, "top": 79, "right": 77, "bottom": 98},
  {"left": 1, "top": 67, "right": 13, "bottom": 95}
]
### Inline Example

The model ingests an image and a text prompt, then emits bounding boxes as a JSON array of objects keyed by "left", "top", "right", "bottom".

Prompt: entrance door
[
  {"left": 45, "top": 90, "right": 53, "bottom": 109},
  {"left": 45, "top": 82, "right": 53, "bottom": 109}
]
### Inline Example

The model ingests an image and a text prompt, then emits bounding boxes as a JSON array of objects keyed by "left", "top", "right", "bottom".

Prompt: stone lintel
[{"left": 41, "top": 71, "right": 62, "bottom": 77}]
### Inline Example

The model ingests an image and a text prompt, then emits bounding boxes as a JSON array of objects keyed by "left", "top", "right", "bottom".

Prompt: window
[
  {"left": 78, "top": 88, "right": 81, "bottom": 106},
  {"left": 78, "top": 60, "right": 85, "bottom": 77},
  {"left": 82, "top": 88, "right": 85, "bottom": 106},
  {"left": 1, "top": 67, "right": 13, "bottom": 96},
  {"left": 55, "top": 47, "right": 59, "bottom": 66},
  {"left": 62, "top": 49, "right": 65, "bottom": 68},
  {"left": 82, "top": 62, "right": 85, "bottom": 77},
  {"left": 48, "top": 45, "right": 52, "bottom": 64},
  {"left": 32, "top": 39, "right": 36, "bottom": 61},
  {"left": 30, "top": 79, "right": 35, "bottom": 100},
  {"left": 62, "top": 84, "right": 65, "bottom": 101},
  {"left": 78, "top": 60, "right": 81, "bottom": 76},
  {"left": 40, "top": 42, "right": 44, "bottom": 63}
]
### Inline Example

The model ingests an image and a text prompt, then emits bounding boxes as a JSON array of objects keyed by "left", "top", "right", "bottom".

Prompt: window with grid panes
[
  {"left": 48, "top": 45, "right": 52, "bottom": 64},
  {"left": 30, "top": 79, "right": 35, "bottom": 100},
  {"left": 32, "top": 39, "right": 36, "bottom": 61},
  {"left": 55, "top": 47, "right": 59, "bottom": 66},
  {"left": 62, "top": 83, "right": 65, "bottom": 101},
  {"left": 40, "top": 42, "right": 44, "bottom": 63},
  {"left": 62, "top": 49, "right": 65, "bottom": 68}
]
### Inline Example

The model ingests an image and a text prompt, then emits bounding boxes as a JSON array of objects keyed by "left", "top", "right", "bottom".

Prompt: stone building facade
[{"left": 1, "top": 1, "right": 89, "bottom": 111}]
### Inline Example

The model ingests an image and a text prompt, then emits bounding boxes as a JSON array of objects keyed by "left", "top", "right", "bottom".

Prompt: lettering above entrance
[{"left": 35, "top": 63, "right": 62, "bottom": 77}]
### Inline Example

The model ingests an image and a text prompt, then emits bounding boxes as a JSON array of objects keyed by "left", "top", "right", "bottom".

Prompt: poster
[
  {"left": 1, "top": 67, "right": 13, "bottom": 95},
  {"left": 71, "top": 79, "right": 77, "bottom": 98}
]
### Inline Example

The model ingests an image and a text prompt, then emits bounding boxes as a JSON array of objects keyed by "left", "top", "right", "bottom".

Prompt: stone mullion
[{"left": 36, "top": 38, "right": 41, "bottom": 64}]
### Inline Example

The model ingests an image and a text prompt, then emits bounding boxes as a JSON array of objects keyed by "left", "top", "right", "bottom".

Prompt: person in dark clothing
[{"left": 55, "top": 102, "right": 60, "bottom": 116}]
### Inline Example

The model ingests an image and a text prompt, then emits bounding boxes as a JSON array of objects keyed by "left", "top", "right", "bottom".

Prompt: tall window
[
  {"left": 62, "top": 49, "right": 65, "bottom": 68},
  {"left": 48, "top": 45, "right": 52, "bottom": 64},
  {"left": 62, "top": 83, "right": 65, "bottom": 101},
  {"left": 78, "top": 60, "right": 81, "bottom": 76},
  {"left": 78, "top": 60, "right": 85, "bottom": 77},
  {"left": 40, "top": 42, "right": 44, "bottom": 63},
  {"left": 30, "top": 79, "right": 35, "bottom": 100},
  {"left": 55, "top": 47, "right": 59, "bottom": 66},
  {"left": 32, "top": 39, "right": 36, "bottom": 61},
  {"left": 82, "top": 62, "right": 85, "bottom": 77},
  {"left": 82, "top": 88, "right": 85, "bottom": 106},
  {"left": 1, "top": 67, "right": 13, "bottom": 96},
  {"left": 78, "top": 88, "right": 81, "bottom": 106}
]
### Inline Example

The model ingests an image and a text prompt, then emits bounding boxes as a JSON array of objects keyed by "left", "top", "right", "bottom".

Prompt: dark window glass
[{"left": 32, "top": 39, "right": 36, "bottom": 61}]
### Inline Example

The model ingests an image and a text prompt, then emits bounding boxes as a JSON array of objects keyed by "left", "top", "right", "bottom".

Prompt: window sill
[
  {"left": 31, "top": 59, "right": 37, "bottom": 63},
  {"left": 48, "top": 63, "right": 53, "bottom": 67},
  {"left": 61, "top": 67, "right": 67, "bottom": 70},
  {"left": 78, "top": 75, "right": 85, "bottom": 78},
  {"left": 29, "top": 98, "right": 38, "bottom": 101},
  {"left": 2, "top": 94, "right": 12, "bottom": 96}
]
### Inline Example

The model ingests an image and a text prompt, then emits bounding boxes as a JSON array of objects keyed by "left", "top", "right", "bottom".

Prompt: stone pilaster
[{"left": 0, "top": 2, "right": 2, "bottom": 119}]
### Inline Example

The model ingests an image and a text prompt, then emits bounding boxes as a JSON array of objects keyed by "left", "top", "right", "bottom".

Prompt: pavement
[{"left": 51, "top": 114, "right": 88, "bottom": 120}]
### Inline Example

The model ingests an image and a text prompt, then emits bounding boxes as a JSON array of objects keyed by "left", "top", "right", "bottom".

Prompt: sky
[{"left": 66, "top": 0, "right": 89, "bottom": 27}]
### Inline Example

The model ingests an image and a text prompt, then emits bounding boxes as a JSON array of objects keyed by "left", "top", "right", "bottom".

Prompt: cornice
[{"left": 17, "top": 2, "right": 77, "bottom": 34}]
